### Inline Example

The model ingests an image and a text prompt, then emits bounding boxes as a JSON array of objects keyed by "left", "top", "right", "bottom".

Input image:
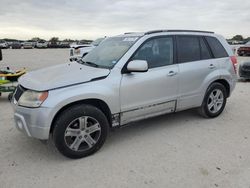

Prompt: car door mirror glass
[{"left": 127, "top": 60, "right": 148, "bottom": 73}]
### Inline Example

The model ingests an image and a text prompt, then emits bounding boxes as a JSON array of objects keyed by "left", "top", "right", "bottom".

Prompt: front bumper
[{"left": 12, "top": 103, "right": 53, "bottom": 140}]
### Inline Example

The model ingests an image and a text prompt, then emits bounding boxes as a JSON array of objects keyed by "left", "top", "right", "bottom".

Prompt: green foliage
[
  {"left": 31, "top": 37, "right": 42, "bottom": 41},
  {"left": 49, "top": 37, "right": 59, "bottom": 42},
  {"left": 231, "top": 35, "right": 244, "bottom": 41},
  {"left": 244, "top": 37, "right": 250, "bottom": 43}
]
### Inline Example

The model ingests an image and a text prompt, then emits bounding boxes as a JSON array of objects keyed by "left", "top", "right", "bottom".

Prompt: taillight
[{"left": 230, "top": 56, "right": 237, "bottom": 74}]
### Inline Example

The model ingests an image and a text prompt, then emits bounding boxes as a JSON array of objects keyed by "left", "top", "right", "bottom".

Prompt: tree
[
  {"left": 49, "top": 37, "right": 59, "bottom": 44},
  {"left": 31, "top": 37, "right": 42, "bottom": 42},
  {"left": 63, "top": 39, "right": 75, "bottom": 42},
  {"left": 231, "top": 35, "right": 244, "bottom": 41},
  {"left": 244, "top": 37, "right": 250, "bottom": 43}
]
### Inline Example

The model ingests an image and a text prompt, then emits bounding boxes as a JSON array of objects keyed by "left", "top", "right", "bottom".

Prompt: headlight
[{"left": 18, "top": 90, "right": 48, "bottom": 108}]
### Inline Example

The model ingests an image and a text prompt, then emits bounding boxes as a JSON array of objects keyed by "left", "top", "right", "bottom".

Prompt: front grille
[{"left": 14, "top": 85, "right": 26, "bottom": 102}]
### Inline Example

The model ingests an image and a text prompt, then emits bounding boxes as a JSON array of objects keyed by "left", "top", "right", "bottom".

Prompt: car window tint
[
  {"left": 131, "top": 37, "right": 173, "bottom": 69},
  {"left": 205, "top": 36, "right": 228, "bottom": 58},
  {"left": 177, "top": 36, "right": 200, "bottom": 63},
  {"left": 200, "top": 37, "right": 212, "bottom": 60}
]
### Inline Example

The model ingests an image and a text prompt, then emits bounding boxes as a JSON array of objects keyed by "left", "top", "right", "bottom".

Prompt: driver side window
[{"left": 131, "top": 37, "right": 173, "bottom": 69}]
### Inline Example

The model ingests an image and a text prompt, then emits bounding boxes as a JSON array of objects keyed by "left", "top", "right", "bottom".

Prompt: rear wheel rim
[
  {"left": 207, "top": 89, "right": 224, "bottom": 114},
  {"left": 64, "top": 116, "right": 101, "bottom": 152}
]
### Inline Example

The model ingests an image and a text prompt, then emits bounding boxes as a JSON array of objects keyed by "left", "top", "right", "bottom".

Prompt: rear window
[
  {"left": 177, "top": 36, "right": 200, "bottom": 63},
  {"left": 200, "top": 37, "right": 212, "bottom": 60},
  {"left": 205, "top": 36, "right": 228, "bottom": 58}
]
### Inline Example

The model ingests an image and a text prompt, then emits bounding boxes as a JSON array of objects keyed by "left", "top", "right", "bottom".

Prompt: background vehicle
[
  {"left": 47, "top": 41, "right": 60, "bottom": 48},
  {"left": 238, "top": 41, "right": 250, "bottom": 56},
  {"left": 70, "top": 37, "right": 105, "bottom": 61},
  {"left": 0, "top": 40, "right": 9, "bottom": 49},
  {"left": 23, "top": 41, "right": 34, "bottom": 49},
  {"left": 10, "top": 41, "right": 22, "bottom": 49},
  {"left": 12, "top": 30, "right": 237, "bottom": 159},
  {"left": 239, "top": 61, "right": 250, "bottom": 79},
  {"left": 58, "top": 41, "right": 70, "bottom": 48},
  {"left": 36, "top": 40, "right": 48, "bottom": 48}
]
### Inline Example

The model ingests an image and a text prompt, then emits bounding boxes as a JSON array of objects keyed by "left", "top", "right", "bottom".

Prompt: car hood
[{"left": 19, "top": 62, "right": 110, "bottom": 91}]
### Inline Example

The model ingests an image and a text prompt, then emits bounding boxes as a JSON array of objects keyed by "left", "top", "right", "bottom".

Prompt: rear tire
[
  {"left": 198, "top": 83, "right": 227, "bottom": 118},
  {"left": 53, "top": 104, "right": 109, "bottom": 159}
]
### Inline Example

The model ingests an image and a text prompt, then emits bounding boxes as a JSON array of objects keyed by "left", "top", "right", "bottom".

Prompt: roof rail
[
  {"left": 145, "top": 30, "right": 168, "bottom": 35},
  {"left": 167, "top": 30, "right": 214, "bottom": 34},
  {"left": 145, "top": 30, "right": 214, "bottom": 35}
]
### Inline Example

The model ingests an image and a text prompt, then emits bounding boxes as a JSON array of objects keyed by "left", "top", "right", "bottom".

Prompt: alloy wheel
[
  {"left": 207, "top": 89, "right": 224, "bottom": 114},
  {"left": 64, "top": 116, "right": 101, "bottom": 152}
]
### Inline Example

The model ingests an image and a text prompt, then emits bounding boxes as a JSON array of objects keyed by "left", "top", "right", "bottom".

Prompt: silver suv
[{"left": 12, "top": 30, "right": 237, "bottom": 158}]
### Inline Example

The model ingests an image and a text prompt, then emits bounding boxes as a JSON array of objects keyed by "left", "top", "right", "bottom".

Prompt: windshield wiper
[
  {"left": 76, "top": 59, "right": 110, "bottom": 69},
  {"left": 77, "top": 59, "right": 99, "bottom": 67},
  {"left": 85, "top": 61, "right": 99, "bottom": 67},
  {"left": 76, "top": 59, "right": 85, "bottom": 64},
  {"left": 77, "top": 59, "right": 100, "bottom": 67}
]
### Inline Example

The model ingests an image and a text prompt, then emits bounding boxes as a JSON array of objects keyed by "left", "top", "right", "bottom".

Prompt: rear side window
[
  {"left": 205, "top": 36, "right": 228, "bottom": 58},
  {"left": 177, "top": 36, "right": 200, "bottom": 63}
]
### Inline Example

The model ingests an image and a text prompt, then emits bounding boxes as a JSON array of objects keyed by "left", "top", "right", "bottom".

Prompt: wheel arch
[
  {"left": 211, "top": 79, "right": 230, "bottom": 98},
  {"left": 49, "top": 98, "right": 112, "bottom": 134}
]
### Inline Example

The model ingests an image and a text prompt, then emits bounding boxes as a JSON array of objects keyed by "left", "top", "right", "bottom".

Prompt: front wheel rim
[
  {"left": 64, "top": 116, "right": 101, "bottom": 152},
  {"left": 207, "top": 89, "right": 224, "bottom": 113}
]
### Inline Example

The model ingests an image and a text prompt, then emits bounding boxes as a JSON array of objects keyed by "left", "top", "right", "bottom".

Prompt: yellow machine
[
  {"left": 0, "top": 68, "right": 26, "bottom": 100},
  {"left": 0, "top": 49, "right": 26, "bottom": 100}
]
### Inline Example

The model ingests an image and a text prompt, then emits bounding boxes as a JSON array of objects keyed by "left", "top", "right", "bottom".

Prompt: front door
[{"left": 120, "top": 36, "right": 179, "bottom": 125}]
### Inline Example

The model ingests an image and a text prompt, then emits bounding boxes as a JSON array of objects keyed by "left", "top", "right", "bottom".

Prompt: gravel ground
[{"left": 0, "top": 49, "right": 250, "bottom": 188}]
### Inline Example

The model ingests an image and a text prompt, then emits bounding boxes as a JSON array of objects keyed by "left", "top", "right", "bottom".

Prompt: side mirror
[
  {"left": 0, "top": 49, "right": 2, "bottom": 61},
  {"left": 127, "top": 60, "right": 148, "bottom": 73}
]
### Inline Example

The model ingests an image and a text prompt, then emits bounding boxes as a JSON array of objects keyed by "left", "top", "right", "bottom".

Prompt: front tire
[
  {"left": 198, "top": 83, "right": 227, "bottom": 118},
  {"left": 53, "top": 104, "right": 109, "bottom": 159},
  {"left": 8, "top": 93, "right": 13, "bottom": 101}
]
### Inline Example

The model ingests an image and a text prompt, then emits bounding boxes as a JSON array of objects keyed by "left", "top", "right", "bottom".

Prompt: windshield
[
  {"left": 91, "top": 38, "right": 104, "bottom": 46},
  {"left": 82, "top": 36, "right": 139, "bottom": 69}
]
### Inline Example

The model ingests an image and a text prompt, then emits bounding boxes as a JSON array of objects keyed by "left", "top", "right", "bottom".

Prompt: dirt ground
[{"left": 0, "top": 49, "right": 250, "bottom": 188}]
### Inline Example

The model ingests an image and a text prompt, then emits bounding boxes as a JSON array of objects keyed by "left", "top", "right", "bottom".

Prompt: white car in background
[
  {"left": 23, "top": 41, "right": 34, "bottom": 49},
  {"left": 70, "top": 38, "right": 105, "bottom": 61},
  {"left": 36, "top": 40, "right": 48, "bottom": 48},
  {"left": 0, "top": 40, "right": 9, "bottom": 49}
]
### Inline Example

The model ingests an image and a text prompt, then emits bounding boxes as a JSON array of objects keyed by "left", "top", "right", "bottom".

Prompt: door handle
[
  {"left": 208, "top": 64, "right": 216, "bottom": 69},
  {"left": 167, "top": 71, "right": 177, "bottom": 76}
]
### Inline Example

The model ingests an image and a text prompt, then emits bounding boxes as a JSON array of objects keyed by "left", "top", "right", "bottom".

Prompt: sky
[{"left": 0, "top": 0, "right": 249, "bottom": 40}]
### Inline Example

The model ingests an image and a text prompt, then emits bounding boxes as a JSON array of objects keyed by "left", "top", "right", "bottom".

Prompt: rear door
[{"left": 176, "top": 35, "right": 219, "bottom": 110}]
